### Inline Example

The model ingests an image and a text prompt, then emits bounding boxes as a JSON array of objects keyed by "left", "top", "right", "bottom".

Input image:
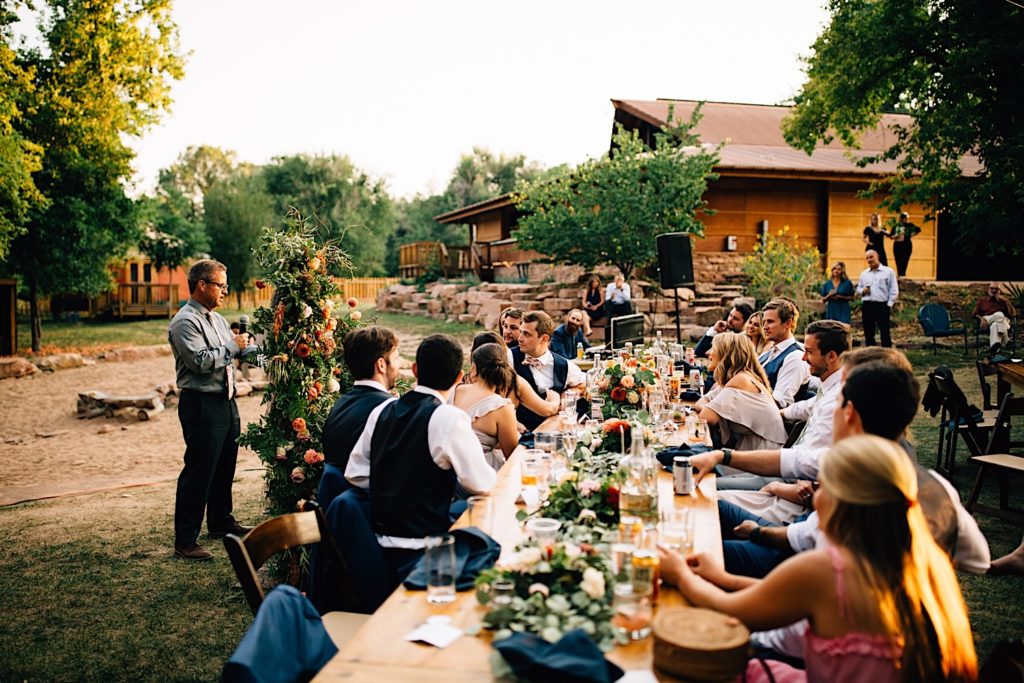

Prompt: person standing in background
[
  {"left": 856, "top": 250, "right": 899, "bottom": 348},
  {"left": 891, "top": 212, "right": 921, "bottom": 277},
  {"left": 169, "top": 259, "right": 257, "bottom": 561},
  {"left": 821, "top": 262, "right": 854, "bottom": 324},
  {"left": 861, "top": 213, "right": 890, "bottom": 267}
]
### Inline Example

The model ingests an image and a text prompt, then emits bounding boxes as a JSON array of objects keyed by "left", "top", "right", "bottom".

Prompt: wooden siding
[
  {"left": 825, "top": 184, "right": 936, "bottom": 279},
  {"left": 698, "top": 178, "right": 825, "bottom": 253},
  {"left": 475, "top": 214, "right": 504, "bottom": 243}
]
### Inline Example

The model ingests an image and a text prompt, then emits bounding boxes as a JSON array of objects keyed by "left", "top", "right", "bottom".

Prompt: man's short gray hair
[{"left": 187, "top": 259, "right": 227, "bottom": 294}]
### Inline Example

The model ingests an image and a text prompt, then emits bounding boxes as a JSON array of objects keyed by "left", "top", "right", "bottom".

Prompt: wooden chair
[
  {"left": 930, "top": 371, "right": 996, "bottom": 476},
  {"left": 918, "top": 303, "right": 968, "bottom": 354},
  {"left": 977, "top": 359, "right": 999, "bottom": 410},
  {"left": 223, "top": 504, "right": 368, "bottom": 646},
  {"left": 966, "top": 392, "right": 1024, "bottom": 526}
]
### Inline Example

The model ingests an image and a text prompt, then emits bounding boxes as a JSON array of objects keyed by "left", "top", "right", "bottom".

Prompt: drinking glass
[
  {"left": 467, "top": 494, "right": 492, "bottom": 535},
  {"left": 535, "top": 431, "right": 557, "bottom": 454},
  {"left": 491, "top": 579, "right": 515, "bottom": 607},
  {"left": 660, "top": 508, "right": 694, "bottom": 553},
  {"left": 693, "top": 419, "right": 708, "bottom": 443},
  {"left": 562, "top": 390, "right": 579, "bottom": 422},
  {"left": 590, "top": 396, "right": 605, "bottom": 421},
  {"left": 559, "top": 431, "right": 578, "bottom": 458},
  {"left": 424, "top": 535, "right": 457, "bottom": 604},
  {"left": 612, "top": 582, "right": 653, "bottom": 640},
  {"left": 521, "top": 449, "right": 545, "bottom": 488}
]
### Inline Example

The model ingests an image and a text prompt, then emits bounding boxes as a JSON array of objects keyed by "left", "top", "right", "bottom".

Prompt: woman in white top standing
[
  {"left": 698, "top": 332, "right": 787, "bottom": 451},
  {"left": 451, "top": 342, "right": 521, "bottom": 470}
]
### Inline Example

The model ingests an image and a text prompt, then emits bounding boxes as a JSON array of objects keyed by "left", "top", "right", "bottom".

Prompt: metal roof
[{"left": 613, "top": 99, "right": 982, "bottom": 177}]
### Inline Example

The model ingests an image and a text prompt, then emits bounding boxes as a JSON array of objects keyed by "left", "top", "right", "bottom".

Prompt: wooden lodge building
[{"left": 431, "top": 99, "right": 1004, "bottom": 284}]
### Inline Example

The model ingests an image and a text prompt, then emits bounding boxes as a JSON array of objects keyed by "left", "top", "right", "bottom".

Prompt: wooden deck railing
[{"left": 398, "top": 241, "right": 472, "bottom": 279}]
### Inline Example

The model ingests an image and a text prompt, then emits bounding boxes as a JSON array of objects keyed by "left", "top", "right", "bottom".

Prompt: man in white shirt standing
[
  {"left": 345, "top": 334, "right": 496, "bottom": 575},
  {"left": 856, "top": 249, "right": 899, "bottom": 348},
  {"left": 605, "top": 274, "right": 632, "bottom": 318},
  {"left": 507, "top": 311, "right": 587, "bottom": 431},
  {"left": 757, "top": 298, "right": 811, "bottom": 408}
]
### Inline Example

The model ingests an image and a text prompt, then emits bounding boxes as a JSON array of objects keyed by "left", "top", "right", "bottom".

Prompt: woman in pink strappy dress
[{"left": 659, "top": 435, "right": 978, "bottom": 682}]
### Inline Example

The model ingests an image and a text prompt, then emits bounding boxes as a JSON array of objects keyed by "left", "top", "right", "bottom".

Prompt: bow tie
[{"left": 523, "top": 355, "right": 545, "bottom": 368}]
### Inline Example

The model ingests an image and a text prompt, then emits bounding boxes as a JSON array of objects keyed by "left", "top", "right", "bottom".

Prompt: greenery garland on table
[
  {"left": 593, "top": 353, "right": 658, "bottom": 419},
  {"left": 237, "top": 209, "right": 364, "bottom": 521}
]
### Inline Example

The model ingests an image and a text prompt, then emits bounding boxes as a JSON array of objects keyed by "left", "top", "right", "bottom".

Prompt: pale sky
[{"left": 130, "top": 0, "right": 831, "bottom": 199}]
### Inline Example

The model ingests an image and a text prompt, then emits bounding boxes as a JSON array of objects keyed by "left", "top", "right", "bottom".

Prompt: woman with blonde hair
[
  {"left": 744, "top": 310, "right": 771, "bottom": 356},
  {"left": 660, "top": 434, "right": 978, "bottom": 682},
  {"left": 822, "top": 261, "right": 855, "bottom": 324},
  {"left": 696, "top": 332, "right": 786, "bottom": 451}
]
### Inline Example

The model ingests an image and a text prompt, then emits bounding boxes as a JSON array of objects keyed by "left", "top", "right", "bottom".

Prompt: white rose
[
  {"left": 301, "top": 304, "right": 313, "bottom": 319},
  {"left": 577, "top": 509, "right": 597, "bottom": 522},
  {"left": 580, "top": 567, "right": 605, "bottom": 600},
  {"left": 580, "top": 446, "right": 593, "bottom": 459},
  {"left": 324, "top": 299, "right": 335, "bottom": 310},
  {"left": 327, "top": 378, "right": 341, "bottom": 393},
  {"left": 626, "top": 391, "right": 640, "bottom": 404},
  {"left": 563, "top": 543, "right": 582, "bottom": 560}
]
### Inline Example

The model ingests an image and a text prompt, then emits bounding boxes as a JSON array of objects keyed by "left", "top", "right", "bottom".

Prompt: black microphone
[{"left": 238, "top": 315, "right": 249, "bottom": 335}]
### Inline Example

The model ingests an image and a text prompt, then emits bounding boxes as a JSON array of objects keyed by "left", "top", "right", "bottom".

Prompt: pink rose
[
  {"left": 620, "top": 375, "right": 635, "bottom": 389},
  {"left": 290, "top": 467, "right": 306, "bottom": 483},
  {"left": 350, "top": 310, "right": 362, "bottom": 321},
  {"left": 347, "top": 297, "right": 358, "bottom": 308},
  {"left": 303, "top": 449, "right": 323, "bottom": 465},
  {"left": 596, "top": 376, "right": 610, "bottom": 391},
  {"left": 578, "top": 479, "right": 601, "bottom": 496}
]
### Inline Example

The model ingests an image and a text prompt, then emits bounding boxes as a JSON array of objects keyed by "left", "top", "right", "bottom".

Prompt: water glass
[
  {"left": 612, "top": 582, "right": 653, "bottom": 640},
  {"left": 467, "top": 494, "right": 492, "bottom": 535},
  {"left": 562, "top": 390, "right": 579, "bottom": 421},
  {"left": 424, "top": 535, "right": 457, "bottom": 604},
  {"left": 693, "top": 419, "right": 708, "bottom": 443},
  {"left": 660, "top": 508, "right": 694, "bottom": 554},
  {"left": 535, "top": 431, "right": 557, "bottom": 454},
  {"left": 558, "top": 431, "right": 578, "bottom": 458},
  {"left": 590, "top": 396, "right": 605, "bottom": 421}
]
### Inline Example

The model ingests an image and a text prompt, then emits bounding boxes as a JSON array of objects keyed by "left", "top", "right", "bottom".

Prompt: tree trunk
[{"left": 29, "top": 269, "right": 41, "bottom": 354}]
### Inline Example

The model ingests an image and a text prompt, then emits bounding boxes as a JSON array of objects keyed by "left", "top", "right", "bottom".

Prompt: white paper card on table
[
  {"left": 404, "top": 616, "right": 463, "bottom": 648},
  {"left": 515, "top": 487, "right": 539, "bottom": 507},
  {"left": 620, "top": 671, "right": 659, "bottom": 683}
]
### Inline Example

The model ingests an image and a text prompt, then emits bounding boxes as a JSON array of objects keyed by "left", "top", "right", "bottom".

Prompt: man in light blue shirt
[{"left": 855, "top": 249, "right": 898, "bottom": 347}]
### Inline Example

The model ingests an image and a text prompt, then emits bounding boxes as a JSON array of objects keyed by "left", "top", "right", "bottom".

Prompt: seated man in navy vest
[
  {"left": 319, "top": 326, "right": 400, "bottom": 506},
  {"left": 345, "top": 334, "right": 497, "bottom": 578},
  {"left": 757, "top": 297, "right": 812, "bottom": 408},
  {"left": 506, "top": 311, "right": 587, "bottom": 432}
]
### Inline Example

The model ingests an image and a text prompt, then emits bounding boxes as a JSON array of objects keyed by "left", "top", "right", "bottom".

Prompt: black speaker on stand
[{"left": 656, "top": 232, "right": 696, "bottom": 344}]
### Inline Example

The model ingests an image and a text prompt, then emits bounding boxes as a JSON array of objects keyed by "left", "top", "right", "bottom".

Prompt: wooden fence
[
  {"left": 398, "top": 241, "right": 472, "bottom": 280},
  {"left": 16, "top": 277, "right": 400, "bottom": 318}
]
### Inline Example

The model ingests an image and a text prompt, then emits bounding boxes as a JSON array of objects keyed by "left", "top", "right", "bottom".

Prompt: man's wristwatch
[
  {"left": 721, "top": 448, "right": 733, "bottom": 467},
  {"left": 750, "top": 526, "right": 763, "bottom": 543}
]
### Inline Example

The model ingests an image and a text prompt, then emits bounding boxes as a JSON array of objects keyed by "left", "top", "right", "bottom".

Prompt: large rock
[
  {"left": 0, "top": 357, "right": 38, "bottom": 380},
  {"left": 694, "top": 306, "right": 727, "bottom": 326},
  {"left": 664, "top": 287, "right": 696, "bottom": 302},
  {"left": 100, "top": 346, "right": 172, "bottom": 363},
  {"left": 479, "top": 299, "right": 512, "bottom": 319},
  {"left": 732, "top": 296, "right": 757, "bottom": 311},
  {"left": 34, "top": 353, "right": 86, "bottom": 372}
]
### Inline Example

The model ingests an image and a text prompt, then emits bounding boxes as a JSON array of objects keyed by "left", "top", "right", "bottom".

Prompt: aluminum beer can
[{"left": 673, "top": 456, "right": 693, "bottom": 495}]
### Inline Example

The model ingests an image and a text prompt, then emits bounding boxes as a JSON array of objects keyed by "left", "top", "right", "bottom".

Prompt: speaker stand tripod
[{"left": 674, "top": 288, "right": 682, "bottom": 344}]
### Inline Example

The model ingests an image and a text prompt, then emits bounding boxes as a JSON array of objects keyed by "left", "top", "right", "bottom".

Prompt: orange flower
[
  {"left": 291, "top": 417, "right": 307, "bottom": 432},
  {"left": 609, "top": 387, "right": 627, "bottom": 402},
  {"left": 295, "top": 342, "right": 311, "bottom": 358},
  {"left": 307, "top": 386, "right": 319, "bottom": 401},
  {"left": 603, "top": 418, "right": 631, "bottom": 434},
  {"left": 347, "top": 297, "right": 358, "bottom": 308},
  {"left": 303, "top": 449, "right": 324, "bottom": 465},
  {"left": 273, "top": 302, "right": 285, "bottom": 341}
]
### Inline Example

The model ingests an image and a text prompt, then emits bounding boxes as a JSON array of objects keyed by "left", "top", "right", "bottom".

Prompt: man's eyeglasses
[{"left": 203, "top": 280, "right": 229, "bottom": 293}]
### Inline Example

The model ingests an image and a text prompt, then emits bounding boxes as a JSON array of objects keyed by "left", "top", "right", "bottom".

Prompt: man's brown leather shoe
[
  {"left": 207, "top": 521, "right": 252, "bottom": 539},
  {"left": 174, "top": 542, "right": 214, "bottom": 561}
]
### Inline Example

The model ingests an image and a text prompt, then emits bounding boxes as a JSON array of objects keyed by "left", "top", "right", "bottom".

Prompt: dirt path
[{"left": 0, "top": 355, "right": 263, "bottom": 506}]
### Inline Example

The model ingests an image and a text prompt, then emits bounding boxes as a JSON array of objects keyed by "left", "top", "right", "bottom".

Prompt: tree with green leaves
[
  {"left": 205, "top": 172, "right": 273, "bottom": 309},
  {"left": 513, "top": 108, "right": 718, "bottom": 279},
  {"left": 3, "top": 0, "right": 184, "bottom": 351},
  {"left": 0, "top": 4, "right": 45, "bottom": 261},
  {"left": 783, "top": 0, "right": 1024, "bottom": 255},
  {"left": 262, "top": 154, "right": 395, "bottom": 277},
  {"left": 157, "top": 144, "right": 238, "bottom": 223}
]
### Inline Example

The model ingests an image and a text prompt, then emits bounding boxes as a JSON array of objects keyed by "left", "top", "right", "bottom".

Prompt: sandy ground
[{"left": 0, "top": 355, "right": 264, "bottom": 506}]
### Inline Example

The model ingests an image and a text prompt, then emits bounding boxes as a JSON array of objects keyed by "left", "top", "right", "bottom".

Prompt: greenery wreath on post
[{"left": 238, "top": 209, "right": 364, "bottom": 525}]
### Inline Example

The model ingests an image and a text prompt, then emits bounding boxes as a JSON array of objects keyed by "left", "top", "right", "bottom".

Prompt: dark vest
[
  {"left": 368, "top": 391, "right": 455, "bottom": 539},
  {"left": 322, "top": 385, "right": 392, "bottom": 470},
  {"left": 512, "top": 347, "right": 568, "bottom": 431},
  {"left": 759, "top": 341, "right": 804, "bottom": 389}
]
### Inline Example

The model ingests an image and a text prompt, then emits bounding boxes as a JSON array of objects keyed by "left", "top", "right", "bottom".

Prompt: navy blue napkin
[
  {"left": 679, "top": 389, "right": 702, "bottom": 402},
  {"left": 656, "top": 444, "right": 712, "bottom": 471},
  {"left": 402, "top": 527, "right": 501, "bottom": 591},
  {"left": 493, "top": 629, "right": 624, "bottom": 683},
  {"left": 519, "top": 432, "right": 536, "bottom": 449}
]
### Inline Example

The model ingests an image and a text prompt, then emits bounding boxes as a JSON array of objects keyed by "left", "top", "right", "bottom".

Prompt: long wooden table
[
  {"left": 314, "top": 416, "right": 720, "bottom": 681},
  {"left": 996, "top": 360, "right": 1024, "bottom": 402}
]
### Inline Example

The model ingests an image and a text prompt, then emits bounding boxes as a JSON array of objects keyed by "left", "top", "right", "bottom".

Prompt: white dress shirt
[
  {"left": 778, "top": 370, "right": 843, "bottom": 480},
  {"left": 344, "top": 385, "right": 497, "bottom": 548},
  {"left": 352, "top": 379, "right": 389, "bottom": 392},
  {"left": 785, "top": 471, "right": 990, "bottom": 574},
  {"left": 506, "top": 348, "right": 587, "bottom": 393},
  {"left": 856, "top": 264, "right": 899, "bottom": 307},
  {"left": 762, "top": 337, "right": 810, "bottom": 409},
  {"left": 605, "top": 282, "right": 631, "bottom": 304}
]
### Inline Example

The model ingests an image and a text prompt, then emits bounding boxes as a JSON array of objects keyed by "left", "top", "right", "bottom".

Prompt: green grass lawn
[{"left": 1, "top": 315, "right": 1021, "bottom": 681}]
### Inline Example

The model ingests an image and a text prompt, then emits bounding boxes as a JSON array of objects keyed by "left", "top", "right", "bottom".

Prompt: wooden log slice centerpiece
[{"left": 652, "top": 607, "right": 751, "bottom": 682}]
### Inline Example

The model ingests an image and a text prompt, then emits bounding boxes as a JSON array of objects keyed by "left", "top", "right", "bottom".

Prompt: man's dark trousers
[
  {"left": 175, "top": 389, "right": 240, "bottom": 544},
  {"left": 720, "top": 500, "right": 792, "bottom": 578},
  {"left": 861, "top": 301, "right": 892, "bottom": 347}
]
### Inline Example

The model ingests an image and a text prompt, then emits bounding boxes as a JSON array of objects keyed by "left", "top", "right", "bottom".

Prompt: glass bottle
[{"left": 619, "top": 430, "right": 659, "bottom": 530}]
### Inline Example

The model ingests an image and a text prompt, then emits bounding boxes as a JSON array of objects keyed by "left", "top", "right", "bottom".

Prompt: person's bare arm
[
  {"left": 686, "top": 552, "right": 759, "bottom": 592},
  {"left": 689, "top": 448, "right": 782, "bottom": 483},
  {"left": 698, "top": 405, "right": 721, "bottom": 427},
  {"left": 732, "top": 520, "right": 797, "bottom": 552},
  {"left": 494, "top": 404, "right": 521, "bottom": 462},
  {"left": 515, "top": 376, "right": 560, "bottom": 417}
]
